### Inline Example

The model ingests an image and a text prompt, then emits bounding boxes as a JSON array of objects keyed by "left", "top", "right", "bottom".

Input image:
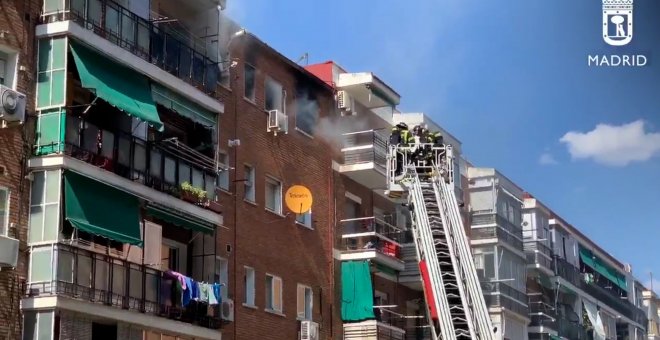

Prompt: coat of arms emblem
[{"left": 602, "top": 0, "right": 633, "bottom": 46}]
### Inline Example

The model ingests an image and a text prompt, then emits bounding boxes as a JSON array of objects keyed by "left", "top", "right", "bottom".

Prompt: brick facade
[
  {"left": 215, "top": 35, "right": 338, "bottom": 340},
  {"left": 0, "top": 1, "right": 38, "bottom": 339}
]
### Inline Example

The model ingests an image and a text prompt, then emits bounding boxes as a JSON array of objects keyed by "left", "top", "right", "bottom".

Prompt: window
[
  {"left": 37, "top": 37, "right": 66, "bottom": 108},
  {"left": 29, "top": 170, "right": 60, "bottom": 243},
  {"left": 161, "top": 239, "right": 187, "bottom": 274},
  {"left": 0, "top": 48, "right": 18, "bottom": 89},
  {"left": 22, "top": 310, "right": 54, "bottom": 340},
  {"left": 265, "top": 177, "right": 282, "bottom": 214},
  {"left": 266, "top": 274, "right": 283, "bottom": 313},
  {"left": 265, "top": 77, "right": 283, "bottom": 112},
  {"left": 0, "top": 187, "right": 8, "bottom": 236},
  {"left": 217, "top": 152, "right": 229, "bottom": 191},
  {"left": 216, "top": 257, "right": 229, "bottom": 300},
  {"left": 297, "top": 284, "right": 313, "bottom": 320},
  {"left": 30, "top": 246, "right": 53, "bottom": 283},
  {"left": 244, "top": 165, "right": 255, "bottom": 202},
  {"left": 296, "top": 210, "right": 312, "bottom": 228},
  {"left": 244, "top": 266, "right": 255, "bottom": 306},
  {"left": 295, "top": 89, "right": 319, "bottom": 136},
  {"left": 244, "top": 64, "right": 256, "bottom": 102}
]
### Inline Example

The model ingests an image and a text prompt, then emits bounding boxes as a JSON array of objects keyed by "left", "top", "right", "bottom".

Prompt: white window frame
[
  {"left": 217, "top": 151, "right": 230, "bottom": 191},
  {"left": 23, "top": 310, "right": 55, "bottom": 340},
  {"left": 216, "top": 256, "right": 229, "bottom": 300},
  {"left": 244, "top": 165, "right": 255, "bottom": 203},
  {"left": 243, "top": 266, "right": 256, "bottom": 307},
  {"left": 0, "top": 45, "right": 18, "bottom": 89},
  {"left": 29, "top": 170, "right": 61, "bottom": 245},
  {"left": 0, "top": 186, "right": 9, "bottom": 236},
  {"left": 295, "top": 210, "right": 312, "bottom": 229},
  {"left": 265, "top": 273, "right": 283, "bottom": 313},
  {"left": 297, "top": 283, "right": 313, "bottom": 320},
  {"left": 161, "top": 239, "right": 187, "bottom": 274},
  {"left": 264, "top": 176, "right": 282, "bottom": 214}
]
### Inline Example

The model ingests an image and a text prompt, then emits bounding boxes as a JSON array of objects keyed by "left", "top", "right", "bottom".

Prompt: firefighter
[
  {"left": 431, "top": 130, "right": 444, "bottom": 147},
  {"left": 390, "top": 122, "right": 410, "bottom": 177}
]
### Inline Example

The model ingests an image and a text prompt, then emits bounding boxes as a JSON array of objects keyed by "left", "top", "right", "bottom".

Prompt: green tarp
[
  {"left": 151, "top": 83, "right": 216, "bottom": 127},
  {"left": 69, "top": 42, "right": 164, "bottom": 131},
  {"left": 341, "top": 261, "right": 375, "bottom": 322},
  {"left": 146, "top": 205, "right": 214, "bottom": 234},
  {"left": 579, "top": 247, "right": 627, "bottom": 290},
  {"left": 64, "top": 171, "right": 142, "bottom": 245}
]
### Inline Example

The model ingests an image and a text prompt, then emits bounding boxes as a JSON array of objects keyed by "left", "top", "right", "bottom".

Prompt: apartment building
[
  {"left": 643, "top": 289, "right": 660, "bottom": 340},
  {"left": 0, "top": 1, "right": 40, "bottom": 339},
  {"left": 467, "top": 167, "right": 530, "bottom": 340},
  {"left": 23, "top": 0, "right": 229, "bottom": 338},
  {"left": 523, "top": 194, "right": 648, "bottom": 340},
  {"left": 214, "top": 27, "right": 337, "bottom": 340}
]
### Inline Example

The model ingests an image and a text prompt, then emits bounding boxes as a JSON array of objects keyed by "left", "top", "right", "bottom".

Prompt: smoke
[{"left": 315, "top": 114, "right": 375, "bottom": 151}]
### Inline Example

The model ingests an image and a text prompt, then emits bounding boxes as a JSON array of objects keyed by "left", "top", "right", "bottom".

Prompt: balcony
[
  {"left": 556, "top": 318, "right": 592, "bottom": 339},
  {"left": 339, "top": 130, "right": 388, "bottom": 190},
  {"left": 339, "top": 217, "right": 405, "bottom": 272},
  {"left": 41, "top": 0, "right": 220, "bottom": 96},
  {"left": 471, "top": 213, "right": 524, "bottom": 251},
  {"left": 34, "top": 113, "right": 221, "bottom": 214},
  {"left": 26, "top": 244, "right": 223, "bottom": 330},
  {"left": 480, "top": 281, "right": 529, "bottom": 316},
  {"left": 343, "top": 320, "right": 406, "bottom": 340},
  {"left": 336, "top": 72, "right": 401, "bottom": 109},
  {"left": 525, "top": 240, "right": 554, "bottom": 274}
]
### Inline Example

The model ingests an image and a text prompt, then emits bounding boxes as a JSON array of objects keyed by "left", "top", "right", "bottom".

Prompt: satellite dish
[{"left": 285, "top": 185, "right": 313, "bottom": 214}]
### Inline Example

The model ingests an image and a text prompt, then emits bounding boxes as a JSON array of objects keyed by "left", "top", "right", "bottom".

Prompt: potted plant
[{"left": 179, "top": 182, "right": 209, "bottom": 207}]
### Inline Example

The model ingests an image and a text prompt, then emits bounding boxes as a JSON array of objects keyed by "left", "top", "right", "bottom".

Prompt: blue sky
[{"left": 227, "top": 1, "right": 660, "bottom": 288}]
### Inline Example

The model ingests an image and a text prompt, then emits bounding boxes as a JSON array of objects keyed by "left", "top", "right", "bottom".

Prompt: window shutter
[
  {"left": 144, "top": 222, "right": 162, "bottom": 268},
  {"left": 297, "top": 285, "right": 305, "bottom": 318}
]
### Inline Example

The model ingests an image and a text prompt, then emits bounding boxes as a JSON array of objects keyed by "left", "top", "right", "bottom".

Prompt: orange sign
[{"left": 285, "top": 185, "right": 313, "bottom": 214}]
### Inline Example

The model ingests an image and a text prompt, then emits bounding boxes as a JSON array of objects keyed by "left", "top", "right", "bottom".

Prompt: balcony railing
[
  {"left": 557, "top": 318, "right": 593, "bottom": 339},
  {"left": 35, "top": 114, "right": 220, "bottom": 211},
  {"left": 472, "top": 213, "right": 523, "bottom": 236},
  {"left": 343, "top": 319, "right": 406, "bottom": 340},
  {"left": 470, "top": 225, "right": 523, "bottom": 250},
  {"left": 480, "top": 281, "right": 529, "bottom": 316},
  {"left": 341, "top": 130, "right": 388, "bottom": 174},
  {"left": 26, "top": 244, "right": 222, "bottom": 329},
  {"left": 551, "top": 256, "right": 648, "bottom": 326},
  {"left": 42, "top": 0, "right": 220, "bottom": 95},
  {"left": 340, "top": 217, "right": 404, "bottom": 261},
  {"left": 525, "top": 240, "right": 553, "bottom": 270}
]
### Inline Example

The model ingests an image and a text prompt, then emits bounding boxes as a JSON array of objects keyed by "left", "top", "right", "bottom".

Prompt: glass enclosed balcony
[
  {"left": 339, "top": 130, "right": 388, "bottom": 190},
  {"left": 41, "top": 0, "right": 221, "bottom": 94}
]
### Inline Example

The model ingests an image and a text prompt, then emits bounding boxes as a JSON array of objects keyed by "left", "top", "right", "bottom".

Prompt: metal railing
[
  {"left": 36, "top": 114, "right": 218, "bottom": 205},
  {"left": 557, "top": 318, "right": 592, "bottom": 339},
  {"left": 480, "top": 281, "right": 529, "bottom": 316},
  {"left": 340, "top": 217, "right": 404, "bottom": 260},
  {"left": 470, "top": 225, "right": 524, "bottom": 250},
  {"left": 42, "top": 0, "right": 220, "bottom": 95},
  {"left": 26, "top": 244, "right": 222, "bottom": 329},
  {"left": 525, "top": 240, "right": 553, "bottom": 270},
  {"left": 343, "top": 319, "right": 406, "bottom": 340},
  {"left": 341, "top": 130, "right": 388, "bottom": 174}
]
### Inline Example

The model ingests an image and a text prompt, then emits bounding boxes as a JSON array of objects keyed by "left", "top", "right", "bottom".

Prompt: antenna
[{"left": 296, "top": 52, "right": 309, "bottom": 66}]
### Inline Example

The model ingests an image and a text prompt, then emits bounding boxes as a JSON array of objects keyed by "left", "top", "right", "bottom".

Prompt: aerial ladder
[{"left": 386, "top": 142, "right": 495, "bottom": 340}]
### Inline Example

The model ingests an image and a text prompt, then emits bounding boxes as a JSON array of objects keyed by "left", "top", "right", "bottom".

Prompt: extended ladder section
[{"left": 387, "top": 144, "right": 494, "bottom": 340}]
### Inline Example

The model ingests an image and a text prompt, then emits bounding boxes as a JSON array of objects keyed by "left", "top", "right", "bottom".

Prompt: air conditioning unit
[
  {"left": 0, "top": 235, "right": 19, "bottom": 268},
  {"left": 300, "top": 320, "right": 319, "bottom": 340},
  {"left": 0, "top": 85, "right": 26, "bottom": 124},
  {"left": 220, "top": 299, "right": 234, "bottom": 321},
  {"left": 267, "top": 109, "right": 288, "bottom": 135},
  {"left": 337, "top": 90, "right": 354, "bottom": 115}
]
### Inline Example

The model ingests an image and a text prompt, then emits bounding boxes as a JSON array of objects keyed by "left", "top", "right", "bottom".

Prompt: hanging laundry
[
  {"left": 208, "top": 283, "right": 218, "bottom": 305},
  {"left": 166, "top": 270, "right": 187, "bottom": 290},
  {"left": 198, "top": 282, "right": 209, "bottom": 302},
  {"left": 183, "top": 276, "right": 194, "bottom": 307}
]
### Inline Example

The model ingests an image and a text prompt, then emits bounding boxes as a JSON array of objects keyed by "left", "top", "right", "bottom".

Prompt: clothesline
[{"left": 166, "top": 270, "right": 224, "bottom": 307}]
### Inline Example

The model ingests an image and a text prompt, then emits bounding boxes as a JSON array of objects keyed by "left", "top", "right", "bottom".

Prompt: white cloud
[
  {"left": 539, "top": 152, "right": 558, "bottom": 165},
  {"left": 560, "top": 120, "right": 660, "bottom": 166}
]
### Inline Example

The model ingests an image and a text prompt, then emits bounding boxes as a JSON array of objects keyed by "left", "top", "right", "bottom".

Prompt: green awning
[
  {"left": 151, "top": 83, "right": 216, "bottom": 127},
  {"left": 146, "top": 204, "right": 214, "bottom": 234},
  {"left": 69, "top": 42, "right": 164, "bottom": 131},
  {"left": 64, "top": 171, "right": 142, "bottom": 245},
  {"left": 579, "top": 247, "right": 627, "bottom": 290},
  {"left": 549, "top": 335, "right": 562, "bottom": 340},
  {"left": 341, "top": 261, "right": 375, "bottom": 322}
]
